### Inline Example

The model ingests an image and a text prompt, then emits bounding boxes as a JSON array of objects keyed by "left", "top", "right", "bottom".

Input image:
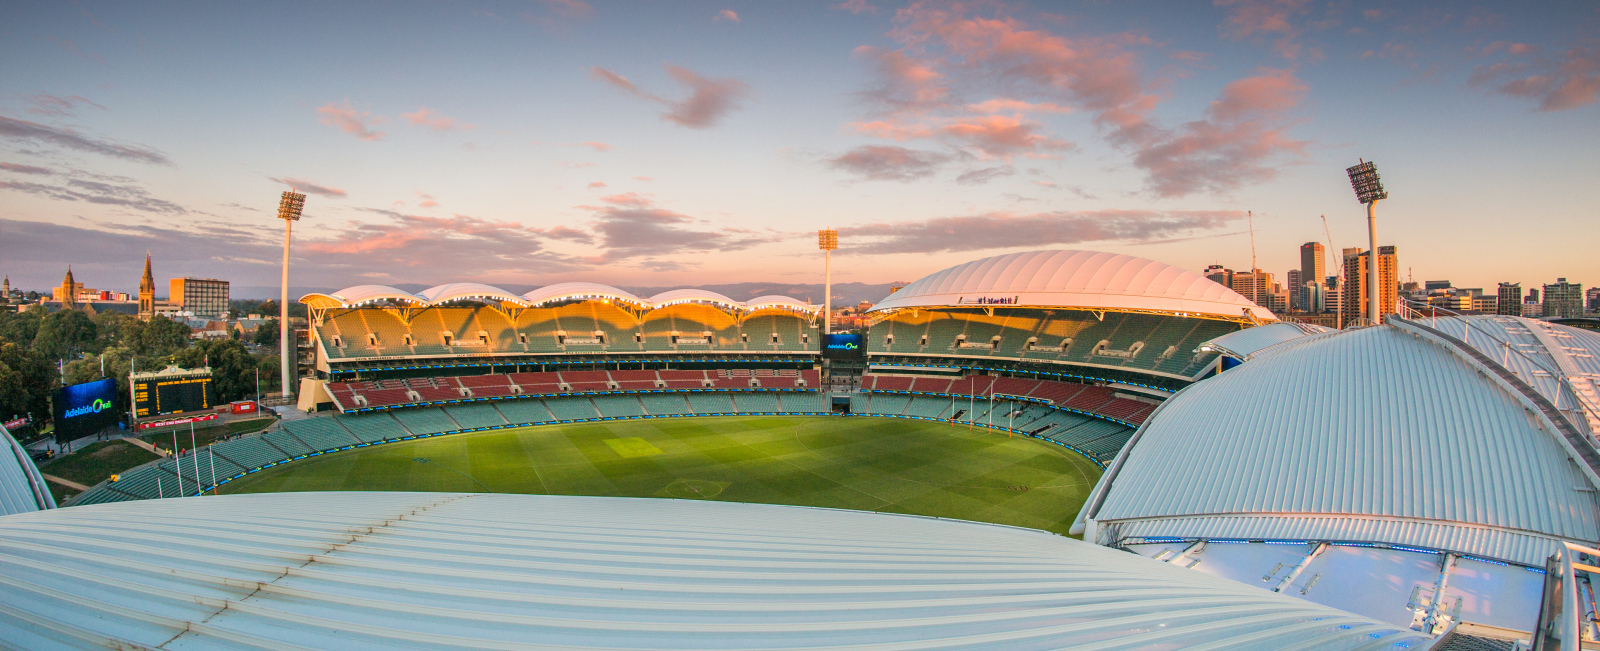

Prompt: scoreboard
[{"left": 132, "top": 374, "right": 217, "bottom": 418}]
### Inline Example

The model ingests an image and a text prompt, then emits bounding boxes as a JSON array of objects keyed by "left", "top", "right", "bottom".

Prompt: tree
[
  {"left": 33, "top": 308, "right": 98, "bottom": 361},
  {"left": 135, "top": 315, "right": 191, "bottom": 358},
  {"left": 0, "top": 341, "right": 59, "bottom": 425},
  {"left": 253, "top": 318, "right": 279, "bottom": 347},
  {"left": 0, "top": 309, "right": 42, "bottom": 348},
  {"left": 176, "top": 339, "right": 265, "bottom": 402}
]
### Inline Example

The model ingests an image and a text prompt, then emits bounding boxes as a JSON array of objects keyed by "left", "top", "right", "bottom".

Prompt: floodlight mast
[
  {"left": 819, "top": 229, "right": 838, "bottom": 335},
  {"left": 1346, "top": 160, "right": 1387, "bottom": 326},
  {"left": 276, "top": 190, "right": 306, "bottom": 400}
]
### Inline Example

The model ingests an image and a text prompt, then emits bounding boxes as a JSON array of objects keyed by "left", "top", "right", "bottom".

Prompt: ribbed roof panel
[
  {"left": 868, "top": 250, "right": 1274, "bottom": 321},
  {"left": 1202, "top": 322, "right": 1335, "bottom": 361},
  {"left": 1091, "top": 325, "right": 1600, "bottom": 565},
  {"left": 0, "top": 424, "right": 51, "bottom": 516},
  {"left": 0, "top": 493, "right": 1431, "bottom": 649}
]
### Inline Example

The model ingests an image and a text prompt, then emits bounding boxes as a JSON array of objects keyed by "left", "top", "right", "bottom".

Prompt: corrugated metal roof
[
  {"left": 1410, "top": 315, "right": 1600, "bottom": 436},
  {"left": 867, "top": 250, "right": 1276, "bottom": 321},
  {"left": 0, "top": 423, "right": 52, "bottom": 516},
  {"left": 1202, "top": 321, "right": 1335, "bottom": 361},
  {"left": 0, "top": 492, "right": 1432, "bottom": 650},
  {"left": 1087, "top": 324, "right": 1600, "bottom": 566}
]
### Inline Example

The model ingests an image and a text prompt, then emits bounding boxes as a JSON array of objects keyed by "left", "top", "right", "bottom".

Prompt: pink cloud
[
  {"left": 25, "top": 94, "right": 105, "bottom": 117},
  {"left": 632, "top": 176, "right": 653, "bottom": 181},
  {"left": 828, "top": 145, "right": 951, "bottom": 181},
  {"left": 938, "top": 115, "right": 1070, "bottom": 159},
  {"left": 853, "top": 46, "right": 949, "bottom": 113},
  {"left": 587, "top": 181, "right": 607, "bottom": 189},
  {"left": 303, "top": 210, "right": 587, "bottom": 276},
  {"left": 400, "top": 108, "right": 473, "bottom": 131},
  {"left": 590, "top": 64, "right": 751, "bottom": 129},
  {"left": 316, "top": 101, "right": 385, "bottom": 141},
  {"left": 268, "top": 176, "right": 347, "bottom": 198},
  {"left": 716, "top": 9, "right": 739, "bottom": 22},
  {"left": 581, "top": 141, "right": 612, "bottom": 151},
  {"left": 580, "top": 193, "right": 770, "bottom": 263},
  {"left": 840, "top": 209, "right": 1244, "bottom": 254},
  {"left": 1214, "top": 0, "right": 1313, "bottom": 59},
  {"left": 1, "top": 162, "right": 54, "bottom": 175},
  {"left": 1471, "top": 45, "right": 1600, "bottom": 111},
  {"left": 833, "top": 0, "right": 877, "bottom": 14},
  {"left": 1132, "top": 68, "right": 1310, "bottom": 196},
  {"left": 415, "top": 191, "right": 438, "bottom": 208}
]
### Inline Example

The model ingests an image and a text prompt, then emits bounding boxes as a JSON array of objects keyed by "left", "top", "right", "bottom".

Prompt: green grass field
[{"left": 221, "top": 416, "right": 1103, "bottom": 535}]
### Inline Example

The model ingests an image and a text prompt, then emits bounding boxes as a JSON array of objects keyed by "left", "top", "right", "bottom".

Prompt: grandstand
[
  {"left": 864, "top": 250, "right": 1274, "bottom": 389},
  {"left": 300, "top": 284, "right": 822, "bottom": 387}
]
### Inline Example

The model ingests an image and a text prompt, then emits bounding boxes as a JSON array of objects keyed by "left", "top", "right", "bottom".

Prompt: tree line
[{"left": 0, "top": 308, "right": 282, "bottom": 438}]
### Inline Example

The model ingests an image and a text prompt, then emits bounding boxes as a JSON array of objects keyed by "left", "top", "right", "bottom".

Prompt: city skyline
[{"left": 2, "top": 1, "right": 1597, "bottom": 294}]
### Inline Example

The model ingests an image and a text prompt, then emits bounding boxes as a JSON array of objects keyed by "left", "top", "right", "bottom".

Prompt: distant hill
[{"left": 238, "top": 282, "right": 905, "bottom": 307}]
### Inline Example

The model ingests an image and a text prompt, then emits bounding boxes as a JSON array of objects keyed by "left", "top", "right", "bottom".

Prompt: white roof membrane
[
  {"left": 0, "top": 492, "right": 1432, "bottom": 650},
  {"left": 869, "top": 250, "right": 1275, "bottom": 321}
]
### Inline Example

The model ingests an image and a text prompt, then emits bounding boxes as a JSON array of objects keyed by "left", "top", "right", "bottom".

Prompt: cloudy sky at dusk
[{"left": 2, "top": 1, "right": 1596, "bottom": 297}]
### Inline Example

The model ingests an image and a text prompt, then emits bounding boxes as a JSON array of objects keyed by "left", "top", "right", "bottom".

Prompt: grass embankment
[
  {"left": 222, "top": 416, "right": 1102, "bottom": 536},
  {"left": 41, "top": 417, "right": 277, "bottom": 504},
  {"left": 42, "top": 440, "right": 160, "bottom": 505}
]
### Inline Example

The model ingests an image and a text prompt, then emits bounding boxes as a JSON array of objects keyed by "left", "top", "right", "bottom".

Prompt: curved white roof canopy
[
  {"left": 1081, "top": 322, "right": 1600, "bottom": 566},
  {"left": 300, "top": 284, "right": 427, "bottom": 308},
  {"left": 417, "top": 282, "right": 531, "bottom": 307},
  {"left": 1201, "top": 321, "right": 1334, "bottom": 361},
  {"left": 521, "top": 281, "right": 648, "bottom": 308},
  {"left": 746, "top": 295, "right": 819, "bottom": 313},
  {"left": 0, "top": 423, "right": 52, "bottom": 516},
  {"left": 869, "top": 250, "right": 1276, "bottom": 321},
  {"left": 648, "top": 288, "right": 743, "bottom": 310},
  {"left": 0, "top": 492, "right": 1430, "bottom": 650},
  {"left": 305, "top": 282, "right": 814, "bottom": 314}
]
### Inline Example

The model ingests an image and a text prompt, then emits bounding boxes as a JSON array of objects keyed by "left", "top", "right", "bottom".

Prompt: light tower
[
  {"left": 818, "top": 229, "right": 838, "bottom": 334},
  {"left": 1346, "top": 160, "right": 1387, "bottom": 325},
  {"left": 275, "top": 189, "right": 306, "bottom": 398}
]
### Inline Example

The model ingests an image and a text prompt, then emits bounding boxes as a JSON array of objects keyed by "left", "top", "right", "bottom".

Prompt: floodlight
[
  {"left": 277, "top": 190, "right": 307, "bottom": 221},
  {"left": 818, "top": 229, "right": 838, "bottom": 251},
  {"left": 1346, "top": 160, "right": 1387, "bottom": 205}
]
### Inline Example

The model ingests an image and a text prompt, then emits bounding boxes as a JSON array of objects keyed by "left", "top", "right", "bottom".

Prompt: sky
[{"left": 2, "top": 0, "right": 1597, "bottom": 298}]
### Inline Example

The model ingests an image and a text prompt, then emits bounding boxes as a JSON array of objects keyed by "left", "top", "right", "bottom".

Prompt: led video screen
[
  {"left": 822, "top": 333, "right": 865, "bottom": 359},
  {"left": 52, "top": 378, "right": 120, "bottom": 443}
]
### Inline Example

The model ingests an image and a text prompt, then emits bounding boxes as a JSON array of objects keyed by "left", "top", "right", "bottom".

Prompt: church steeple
[
  {"left": 60, "top": 266, "right": 78, "bottom": 308},
  {"left": 138, "top": 252, "right": 155, "bottom": 318}
]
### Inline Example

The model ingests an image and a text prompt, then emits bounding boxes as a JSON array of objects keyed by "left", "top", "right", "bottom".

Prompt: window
[{"left": 403, "top": 334, "right": 414, "bottom": 346}]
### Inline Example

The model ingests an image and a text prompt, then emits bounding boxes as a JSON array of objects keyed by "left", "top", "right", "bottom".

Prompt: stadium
[{"left": 0, "top": 248, "right": 1595, "bottom": 649}]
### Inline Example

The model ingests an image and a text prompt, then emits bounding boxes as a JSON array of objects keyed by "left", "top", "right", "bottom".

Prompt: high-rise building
[
  {"left": 1341, "top": 245, "right": 1398, "bottom": 326},
  {"left": 1299, "top": 280, "right": 1326, "bottom": 313},
  {"left": 1543, "top": 278, "right": 1585, "bottom": 318},
  {"left": 170, "top": 277, "right": 230, "bottom": 320},
  {"left": 1286, "top": 269, "right": 1302, "bottom": 310},
  {"left": 1228, "top": 269, "right": 1274, "bottom": 308},
  {"left": 1298, "top": 242, "right": 1324, "bottom": 305},
  {"left": 1588, "top": 287, "right": 1600, "bottom": 313},
  {"left": 1496, "top": 283, "right": 1522, "bottom": 316},
  {"left": 1203, "top": 265, "right": 1231, "bottom": 288}
]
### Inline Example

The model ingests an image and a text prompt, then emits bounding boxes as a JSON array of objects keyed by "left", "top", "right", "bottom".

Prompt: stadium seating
[
  {"left": 639, "top": 393, "right": 695, "bottom": 416},
  {"left": 591, "top": 395, "right": 647, "bottom": 418},
  {"left": 545, "top": 398, "right": 601, "bottom": 421},
  {"left": 559, "top": 371, "right": 612, "bottom": 392},
  {"left": 777, "top": 392, "right": 828, "bottom": 413},
  {"left": 731, "top": 392, "right": 780, "bottom": 413},
  {"left": 686, "top": 393, "right": 736, "bottom": 415},
  {"left": 659, "top": 370, "right": 709, "bottom": 389},
  {"left": 494, "top": 400, "right": 556, "bottom": 426},
  {"left": 445, "top": 403, "right": 509, "bottom": 429},
  {"left": 279, "top": 418, "right": 361, "bottom": 451},
  {"left": 340, "top": 413, "right": 408, "bottom": 443}
]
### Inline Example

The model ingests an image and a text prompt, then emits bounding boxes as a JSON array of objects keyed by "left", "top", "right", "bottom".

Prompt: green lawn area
[
  {"left": 140, "top": 417, "right": 277, "bottom": 452},
  {"left": 41, "top": 440, "right": 160, "bottom": 505},
  {"left": 221, "top": 416, "right": 1103, "bottom": 536}
]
